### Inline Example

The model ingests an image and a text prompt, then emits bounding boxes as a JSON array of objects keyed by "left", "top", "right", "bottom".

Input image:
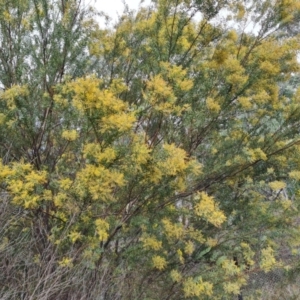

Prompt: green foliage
[{"left": 1, "top": 0, "right": 300, "bottom": 299}]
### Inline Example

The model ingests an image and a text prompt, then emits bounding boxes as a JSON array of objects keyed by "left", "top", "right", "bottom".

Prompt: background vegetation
[{"left": 1, "top": 0, "right": 300, "bottom": 299}]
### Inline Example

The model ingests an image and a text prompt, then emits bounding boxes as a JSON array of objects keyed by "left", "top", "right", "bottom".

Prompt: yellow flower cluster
[
  {"left": 170, "top": 269, "right": 182, "bottom": 282},
  {"left": 68, "top": 231, "right": 82, "bottom": 243},
  {"left": 58, "top": 257, "right": 73, "bottom": 268},
  {"left": 152, "top": 255, "right": 167, "bottom": 270},
  {"left": 162, "top": 218, "right": 185, "bottom": 240},
  {"left": 95, "top": 218, "right": 110, "bottom": 242},
  {"left": 142, "top": 235, "right": 162, "bottom": 251},
  {"left": 1, "top": 84, "right": 28, "bottom": 110},
  {"left": 65, "top": 76, "right": 136, "bottom": 133},
  {"left": 268, "top": 180, "right": 286, "bottom": 190},
  {"left": 206, "top": 97, "right": 221, "bottom": 113},
  {"left": 0, "top": 162, "right": 47, "bottom": 209},
  {"left": 194, "top": 192, "right": 226, "bottom": 227},
  {"left": 75, "top": 164, "right": 124, "bottom": 201},
  {"left": 184, "top": 240, "right": 195, "bottom": 255},
  {"left": 83, "top": 143, "right": 116, "bottom": 163},
  {"left": 159, "top": 143, "right": 188, "bottom": 175},
  {"left": 244, "top": 147, "right": 268, "bottom": 162},
  {"left": 62, "top": 129, "right": 78, "bottom": 141},
  {"left": 289, "top": 171, "right": 300, "bottom": 180},
  {"left": 183, "top": 277, "right": 213, "bottom": 297},
  {"left": 260, "top": 247, "right": 277, "bottom": 272}
]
